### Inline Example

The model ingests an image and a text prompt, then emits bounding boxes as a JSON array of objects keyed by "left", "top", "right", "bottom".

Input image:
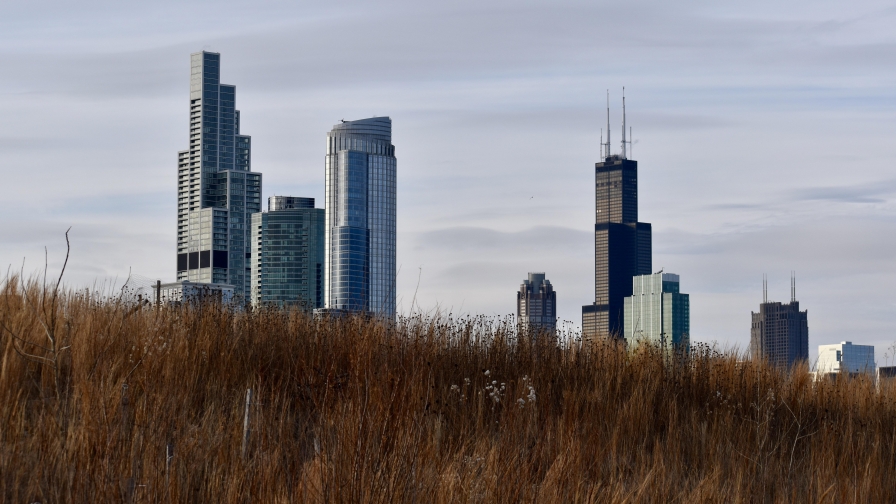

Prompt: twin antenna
[
  {"left": 762, "top": 272, "right": 797, "bottom": 304},
  {"left": 600, "top": 88, "right": 633, "bottom": 160}
]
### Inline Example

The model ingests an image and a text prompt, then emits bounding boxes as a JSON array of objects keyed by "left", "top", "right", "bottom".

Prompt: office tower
[
  {"left": 250, "top": 196, "right": 325, "bottom": 308},
  {"left": 623, "top": 272, "right": 689, "bottom": 351},
  {"left": 517, "top": 273, "right": 557, "bottom": 335},
  {"left": 176, "top": 51, "right": 261, "bottom": 300},
  {"left": 324, "top": 117, "right": 396, "bottom": 315},
  {"left": 750, "top": 276, "right": 809, "bottom": 367},
  {"left": 582, "top": 94, "right": 651, "bottom": 339},
  {"left": 816, "top": 341, "right": 875, "bottom": 377}
]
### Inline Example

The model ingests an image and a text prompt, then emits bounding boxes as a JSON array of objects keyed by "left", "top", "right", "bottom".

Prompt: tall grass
[{"left": 1, "top": 275, "right": 895, "bottom": 503}]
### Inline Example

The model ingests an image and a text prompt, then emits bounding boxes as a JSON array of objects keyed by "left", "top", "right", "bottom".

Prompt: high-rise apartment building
[
  {"left": 517, "top": 273, "right": 557, "bottom": 335},
  {"left": 176, "top": 51, "right": 261, "bottom": 300},
  {"left": 250, "top": 196, "right": 325, "bottom": 308},
  {"left": 816, "top": 341, "right": 875, "bottom": 377},
  {"left": 324, "top": 117, "right": 396, "bottom": 315},
  {"left": 581, "top": 126, "right": 652, "bottom": 339},
  {"left": 623, "top": 272, "right": 689, "bottom": 351},
  {"left": 750, "top": 278, "right": 809, "bottom": 367}
]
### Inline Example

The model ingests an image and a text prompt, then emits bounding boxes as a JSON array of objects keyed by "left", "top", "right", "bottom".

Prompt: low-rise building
[
  {"left": 158, "top": 281, "right": 235, "bottom": 305},
  {"left": 816, "top": 341, "right": 875, "bottom": 378}
]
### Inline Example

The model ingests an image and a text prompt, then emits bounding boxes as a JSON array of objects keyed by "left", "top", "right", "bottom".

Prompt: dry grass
[{"left": 2, "top": 275, "right": 896, "bottom": 503}]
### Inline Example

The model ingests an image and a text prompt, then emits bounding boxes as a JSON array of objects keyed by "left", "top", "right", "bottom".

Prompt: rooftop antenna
[
  {"left": 791, "top": 271, "right": 796, "bottom": 303},
  {"left": 600, "top": 128, "right": 603, "bottom": 159},
  {"left": 606, "top": 90, "right": 611, "bottom": 159},
  {"left": 763, "top": 274, "right": 767, "bottom": 304},
  {"left": 622, "top": 86, "right": 626, "bottom": 159}
]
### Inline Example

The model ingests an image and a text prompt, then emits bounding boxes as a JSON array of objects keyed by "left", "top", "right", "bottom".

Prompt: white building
[{"left": 816, "top": 341, "right": 875, "bottom": 376}]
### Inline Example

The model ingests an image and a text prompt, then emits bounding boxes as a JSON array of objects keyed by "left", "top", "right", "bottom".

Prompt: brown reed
[{"left": 1, "top": 274, "right": 895, "bottom": 503}]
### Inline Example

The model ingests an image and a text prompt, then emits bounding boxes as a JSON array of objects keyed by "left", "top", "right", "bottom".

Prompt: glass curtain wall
[{"left": 324, "top": 117, "right": 396, "bottom": 315}]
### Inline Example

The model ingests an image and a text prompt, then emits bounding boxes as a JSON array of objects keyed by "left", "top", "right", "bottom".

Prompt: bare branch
[
  {"left": 54, "top": 227, "right": 71, "bottom": 297},
  {"left": 11, "top": 342, "right": 54, "bottom": 365},
  {"left": 11, "top": 334, "right": 53, "bottom": 354},
  {"left": 0, "top": 319, "right": 51, "bottom": 353}
]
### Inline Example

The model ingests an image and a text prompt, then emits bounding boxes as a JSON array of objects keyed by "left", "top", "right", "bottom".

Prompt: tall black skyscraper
[{"left": 582, "top": 92, "right": 651, "bottom": 339}]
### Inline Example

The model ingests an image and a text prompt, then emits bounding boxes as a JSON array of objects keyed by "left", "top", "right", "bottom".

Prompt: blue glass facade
[{"left": 324, "top": 117, "right": 396, "bottom": 315}]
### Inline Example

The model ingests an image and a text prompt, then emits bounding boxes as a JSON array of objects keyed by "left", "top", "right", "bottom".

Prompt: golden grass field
[{"left": 2, "top": 275, "right": 895, "bottom": 503}]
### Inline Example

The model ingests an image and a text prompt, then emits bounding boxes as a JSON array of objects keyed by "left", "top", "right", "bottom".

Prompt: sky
[{"left": 1, "top": 0, "right": 896, "bottom": 363}]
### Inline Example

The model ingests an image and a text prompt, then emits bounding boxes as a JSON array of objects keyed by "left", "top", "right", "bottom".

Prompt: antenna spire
[
  {"left": 621, "top": 87, "right": 627, "bottom": 159},
  {"left": 791, "top": 271, "right": 796, "bottom": 303},
  {"left": 763, "top": 274, "right": 767, "bottom": 304},
  {"left": 606, "top": 90, "right": 611, "bottom": 159}
]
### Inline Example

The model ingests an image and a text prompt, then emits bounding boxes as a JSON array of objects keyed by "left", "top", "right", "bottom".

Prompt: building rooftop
[{"left": 329, "top": 117, "right": 392, "bottom": 141}]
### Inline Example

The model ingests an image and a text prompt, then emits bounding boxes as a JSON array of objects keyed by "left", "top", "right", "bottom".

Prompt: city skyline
[{"left": 2, "top": 1, "right": 896, "bottom": 364}]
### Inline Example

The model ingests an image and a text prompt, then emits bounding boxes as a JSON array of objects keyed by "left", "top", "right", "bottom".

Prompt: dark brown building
[{"left": 751, "top": 299, "right": 809, "bottom": 368}]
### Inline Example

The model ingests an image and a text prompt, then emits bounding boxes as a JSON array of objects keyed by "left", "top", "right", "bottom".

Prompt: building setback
[
  {"left": 324, "top": 117, "right": 396, "bottom": 315},
  {"left": 581, "top": 153, "right": 652, "bottom": 339},
  {"left": 176, "top": 51, "right": 261, "bottom": 300},
  {"left": 517, "top": 273, "right": 557, "bottom": 335},
  {"left": 250, "top": 196, "right": 325, "bottom": 309},
  {"left": 750, "top": 279, "right": 809, "bottom": 367},
  {"left": 623, "top": 272, "right": 689, "bottom": 351}
]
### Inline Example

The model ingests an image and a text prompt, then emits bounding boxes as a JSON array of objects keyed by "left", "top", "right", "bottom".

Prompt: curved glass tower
[{"left": 324, "top": 117, "right": 396, "bottom": 315}]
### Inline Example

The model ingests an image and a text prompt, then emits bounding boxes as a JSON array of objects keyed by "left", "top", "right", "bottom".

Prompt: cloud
[{"left": 790, "top": 179, "right": 896, "bottom": 204}]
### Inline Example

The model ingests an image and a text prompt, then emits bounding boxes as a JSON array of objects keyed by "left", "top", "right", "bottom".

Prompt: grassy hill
[{"left": 1, "top": 276, "right": 894, "bottom": 503}]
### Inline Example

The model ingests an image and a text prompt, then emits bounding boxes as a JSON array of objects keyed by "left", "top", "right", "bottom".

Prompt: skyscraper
[
  {"left": 582, "top": 94, "right": 651, "bottom": 340},
  {"left": 623, "top": 272, "right": 689, "bottom": 351},
  {"left": 517, "top": 272, "right": 557, "bottom": 335},
  {"left": 324, "top": 117, "right": 396, "bottom": 315},
  {"left": 176, "top": 51, "right": 261, "bottom": 300},
  {"left": 750, "top": 277, "right": 809, "bottom": 367},
  {"left": 250, "top": 196, "right": 325, "bottom": 309}
]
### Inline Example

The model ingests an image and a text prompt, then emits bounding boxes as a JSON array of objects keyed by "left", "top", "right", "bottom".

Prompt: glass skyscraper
[
  {"left": 176, "top": 51, "right": 261, "bottom": 300},
  {"left": 623, "top": 272, "right": 689, "bottom": 351},
  {"left": 324, "top": 117, "right": 396, "bottom": 315},
  {"left": 517, "top": 272, "right": 557, "bottom": 335},
  {"left": 582, "top": 154, "right": 652, "bottom": 340},
  {"left": 250, "top": 196, "right": 325, "bottom": 309}
]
